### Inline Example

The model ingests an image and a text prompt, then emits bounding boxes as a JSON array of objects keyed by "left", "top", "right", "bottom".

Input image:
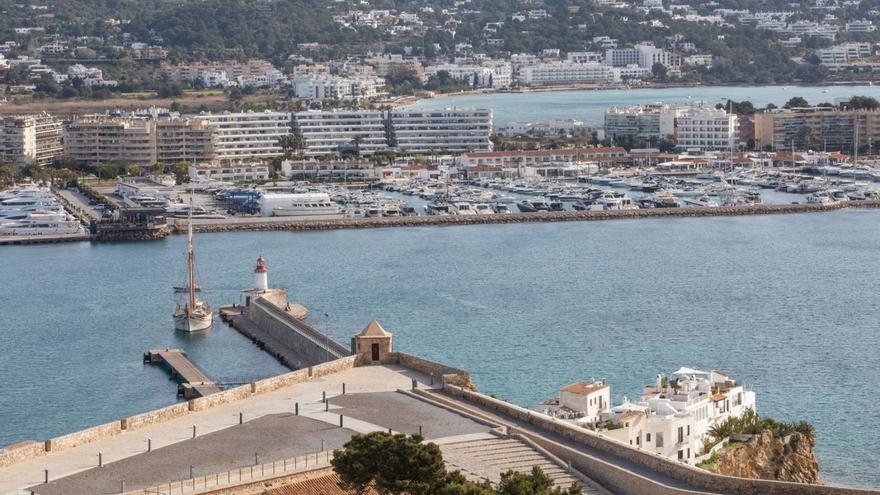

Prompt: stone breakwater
[{"left": 181, "top": 201, "right": 880, "bottom": 235}]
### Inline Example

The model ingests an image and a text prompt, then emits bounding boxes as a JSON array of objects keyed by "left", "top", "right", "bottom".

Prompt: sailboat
[{"left": 173, "top": 195, "right": 212, "bottom": 332}]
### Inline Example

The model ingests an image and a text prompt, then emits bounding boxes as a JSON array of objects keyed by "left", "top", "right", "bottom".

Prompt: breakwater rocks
[
  {"left": 93, "top": 226, "right": 170, "bottom": 242},
  {"left": 182, "top": 200, "right": 880, "bottom": 235}
]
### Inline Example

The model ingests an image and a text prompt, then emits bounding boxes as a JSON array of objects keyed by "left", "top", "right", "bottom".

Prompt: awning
[{"left": 673, "top": 367, "right": 709, "bottom": 375}]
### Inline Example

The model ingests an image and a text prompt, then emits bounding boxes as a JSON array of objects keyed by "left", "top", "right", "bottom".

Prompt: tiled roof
[
  {"left": 465, "top": 147, "right": 627, "bottom": 158},
  {"left": 264, "top": 472, "right": 379, "bottom": 495},
  {"left": 561, "top": 381, "right": 608, "bottom": 395}
]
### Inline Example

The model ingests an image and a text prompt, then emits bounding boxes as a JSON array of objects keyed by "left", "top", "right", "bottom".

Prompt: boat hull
[{"left": 173, "top": 312, "right": 213, "bottom": 332}]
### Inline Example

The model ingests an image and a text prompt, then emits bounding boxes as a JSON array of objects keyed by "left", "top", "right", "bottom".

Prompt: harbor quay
[{"left": 180, "top": 199, "right": 880, "bottom": 234}]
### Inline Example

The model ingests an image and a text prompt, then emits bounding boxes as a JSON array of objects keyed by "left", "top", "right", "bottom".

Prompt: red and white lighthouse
[{"left": 254, "top": 256, "right": 268, "bottom": 291}]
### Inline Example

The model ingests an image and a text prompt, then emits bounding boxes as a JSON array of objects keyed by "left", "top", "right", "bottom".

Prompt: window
[
  {"left": 678, "top": 450, "right": 684, "bottom": 460},
  {"left": 678, "top": 427, "right": 684, "bottom": 443},
  {"left": 656, "top": 432, "right": 664, "bottom": 447},
  {"left": 646, "top": 433, "right": 652, "bottom": 443}
]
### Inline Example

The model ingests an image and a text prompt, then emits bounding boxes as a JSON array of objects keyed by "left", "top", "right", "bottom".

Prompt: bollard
[
  {"left": 412, "top": 378, "right": 417, "bottom": 390},
  {"left": 239, "top": 412, "right": 243, "bottom": 424},
  {"left": 322, "top": 391, "right": 326, "bottom": 403},
  {"left": 419, "top": 426, "right": 422, "bottom": 436},
  {"left": 44, "top": 469, "right": 48, "bottom": 484},
  {"left": 342, "top": 383, "right": 346, "bottom": 395},
  {"left": 98, "top": 452, "right": 103, "bottom": 467},
  {"left": 325, "top": 400, "right": 329, "bottom": 412},
  {"left": 192, "top": 425, "right": 197, "bottom": 438},
  {"left": 147, "top": 438, "right": 152, "bottom": 452},
  {"left": 295, "top": 402, "right": 299, "bottom": 415},
  {"left": 339, "top": 414, "right": 344, "bottom": 427}
]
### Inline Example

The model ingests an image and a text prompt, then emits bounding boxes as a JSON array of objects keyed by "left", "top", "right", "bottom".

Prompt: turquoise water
[
  {"left": 2, "top": 211, "right": 880, "bottom": 487},
  {"left": 405, "top": 85, "right": 879, "bottom": 126}
]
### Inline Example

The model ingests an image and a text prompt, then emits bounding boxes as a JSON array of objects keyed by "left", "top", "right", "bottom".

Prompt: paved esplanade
[{"left": 0, "top": 365, "right": 434, "bottom": 493}]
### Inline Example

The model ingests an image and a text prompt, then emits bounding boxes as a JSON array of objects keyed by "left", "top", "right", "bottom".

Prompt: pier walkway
[{"left": 144, "top": 349, "right": 222, "bottom": 398}]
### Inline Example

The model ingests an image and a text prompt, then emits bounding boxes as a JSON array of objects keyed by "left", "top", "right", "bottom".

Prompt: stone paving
[
  {"left": 328, "top": 391, "right": 492, "bottom": 439},
  {"left": 0, "top": 365, "right": 432, "bottom": 494},
  {"left": 29, "top": 415, "right": 354, "bottom": 495}
]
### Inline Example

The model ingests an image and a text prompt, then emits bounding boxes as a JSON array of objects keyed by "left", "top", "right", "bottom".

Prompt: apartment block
[
  {"left": 0, "top": 113, "right": 63, "bottom": 167},
  {"left": 675, "top": 109, "right": 739, "bottom": 151},
  {"left": 292, "top": 109, "right": 494, "bottom": 156},
  {"left": 604, "top": 104, "right": 683, "bottom": 143},
  {"left": 388, "top": 109, "right": 493, "bottom": 154},
  {"left": 754, "top": 109, "right": 880, "bottom": 152},
  {"left": 64, "top": 116, "right": 218, "bottom": 167},
  {"left": 519, "top": 62, "right": 615, "bottom": 85},
  {"left": 293, "top": 110, "right": 390, "bottom": 157},
  {"left": 64, "top": 119, "right": 157, "bottom": 167},
  {"left": 196, "top": 111, "right": 291, "bottom": 163}
]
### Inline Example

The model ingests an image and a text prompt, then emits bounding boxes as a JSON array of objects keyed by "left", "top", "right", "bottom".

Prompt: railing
[
  {"left": 254, "top": 298, "right": 351, "bottom": 358},
  {"left": 125, "top": 450, "right": 333, "bottom": 495}
]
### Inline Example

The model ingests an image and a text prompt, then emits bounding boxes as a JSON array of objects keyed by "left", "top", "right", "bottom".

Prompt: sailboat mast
[{"left": 187, "top": 192, "right": 196, "bottom": 311}]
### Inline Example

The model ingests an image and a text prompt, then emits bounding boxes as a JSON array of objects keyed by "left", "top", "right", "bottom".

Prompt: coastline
[{"left": 388, "top": 81, "right": 876, "bottom": 108}]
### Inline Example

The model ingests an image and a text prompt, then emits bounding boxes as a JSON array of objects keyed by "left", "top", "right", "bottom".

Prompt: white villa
[{"left": 539, "top": 367, "right": 756, "bottom": 465}]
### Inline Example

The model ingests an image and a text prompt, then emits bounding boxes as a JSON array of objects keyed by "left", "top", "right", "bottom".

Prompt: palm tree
[
  {"left": 351, "top": 134, "right": 365, "bottom": 156},
  {"left": 277, "top": 134, "right": 303, "bottom": 159}
]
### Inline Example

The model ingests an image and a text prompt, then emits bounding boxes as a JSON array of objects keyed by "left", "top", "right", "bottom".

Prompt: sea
[
  {"left": 3, "top": 85, "right": 880, "bottom": 488},
  {"left": 403, "top": 84, "right": 879, "bottom": 127},
  {"left": 3, "top": 211, "right": 880, "bottom": 487}
]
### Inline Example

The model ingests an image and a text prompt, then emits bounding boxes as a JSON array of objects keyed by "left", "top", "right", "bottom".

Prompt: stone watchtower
[{"left": 352, "top": 320, "right": 393, "bottom": 364}]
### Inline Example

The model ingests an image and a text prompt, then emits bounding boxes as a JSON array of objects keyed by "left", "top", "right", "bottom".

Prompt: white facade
[
  {"left": 559, "top": 382, "right": 610, "bottom": 423},
  {"left": 292, "top": 74, "right": 385, "bottom": 100},
  {"left": 601, "top": 369, "right": 756, "bottom": 464},
  {"left": 188, "top": 162, "right": 270, "bottom": 182},
  {"left": 519, "top": 62, "right": 616, "bottom": 85},
  {"left": 196, "top": 111, "right": 291, "bottom": 163},
  {"left": 293, "top": 110, "right": 389, "bottom": 156},
  {"left": 426, "top": 63, "right": 512, "bottom": 89},
  {"left": 675, "top": 109, "right": 738, "bottom": 151},
  {"left": 389, "top": 109, "right": 493, "bottom": 154}
]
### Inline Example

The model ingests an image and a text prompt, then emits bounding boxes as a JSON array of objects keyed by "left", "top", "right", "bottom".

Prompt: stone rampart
[
  {"left": 243, "top": 297, "right": 350, "bottom": 369},
  {"left": 121, "top": 402, "right": 191, "bottom": 431},
  {"left": 182, "top": 201, "right": 880, "bottom": 236},
  {"left": 0, "top": 440, "right": 46, "bottom": 467},
  {"left": 390, "top": 352, "right": 473, "bottom": 388},
  {"left": 445, "top": 386, "right": 880, "bottom": 495},
  {"left": 310, "top": 355, "right": 360, "bottom": 378},
  {"left": 188, "top": 384, "right": 253, "bottom": 412},
  {"left": 44, "top": 420, "right": 122, "bottom": 453},
  {"left": 252, "top": 369, "right": 312, "bottom": 394}
]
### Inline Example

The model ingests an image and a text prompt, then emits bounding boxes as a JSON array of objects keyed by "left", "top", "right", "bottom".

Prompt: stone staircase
[{"left": 438, "top": 434, "right": 606, "bottom": 494}]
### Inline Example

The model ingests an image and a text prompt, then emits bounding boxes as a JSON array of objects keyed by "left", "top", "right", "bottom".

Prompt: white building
[
  {"left": 0, "top": 113, "right": 64, "bottom": 167},
  {"left": 601, "top": 368, "right": 756, "bottom": 464},
  {"left": 605, "top": 104, "right": 684, "bottom": 143},
  {"left": 425, "top": 63, "right": 511, "bottom": 89},
  {"left": 188, "top": 162, "right": 270, "bottom": 182},
  {"left": 559, "top": 381, "right": 610, "bottom": 423},
  {"left": 845, "top": 20, "right": 876, "bottom": 33},
  {"left": 519, "top": 62, "right": 616, "bottom": 85},
  {"left": 196, "top": 111, "right": 291, "bottom": 163},
  {"left": 292, "top": 74, "right": 385, "bottom": 100},
  {"left": 293, "top": 110, "right": 389, "bottom": 156},
  {"left": 675, "top": 109, "right": 738, "bottom": 152},
  {"left": 389, "top": 109, "right": 493, "bottom": 154}
]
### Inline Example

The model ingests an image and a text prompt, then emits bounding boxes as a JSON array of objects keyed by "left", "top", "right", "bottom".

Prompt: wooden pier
[{"left": 143, "top": 348, "right": 222, "bottom": 398}]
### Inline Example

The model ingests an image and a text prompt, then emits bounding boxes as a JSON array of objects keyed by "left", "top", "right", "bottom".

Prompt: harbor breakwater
[{"left": 181, "top": 200, "right": 880, "bottom": 235}]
